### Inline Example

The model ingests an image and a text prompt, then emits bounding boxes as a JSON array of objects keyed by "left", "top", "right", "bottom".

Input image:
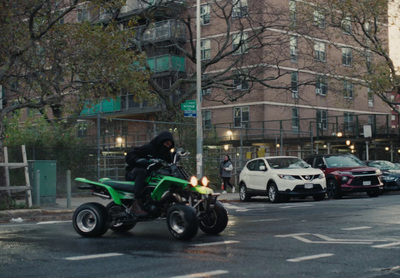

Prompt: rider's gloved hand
[
  {"left": 149, "top": 158, "right": 162, "bottom": 164},
  {"left": 136, "top": 158, "right": 150, "bottom": 167}
]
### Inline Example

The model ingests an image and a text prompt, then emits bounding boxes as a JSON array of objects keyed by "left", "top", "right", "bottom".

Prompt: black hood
[{"left": 151, "top": 131, "right": 175, "bottom": 149}]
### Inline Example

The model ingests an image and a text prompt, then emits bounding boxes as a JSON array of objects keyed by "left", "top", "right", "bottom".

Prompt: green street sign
[{"left": 181, "top": 100, "right": 196, "bottom": 111}]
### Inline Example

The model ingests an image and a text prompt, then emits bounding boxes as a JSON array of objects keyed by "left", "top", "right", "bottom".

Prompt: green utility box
[{"left": 28, "top": 160, "right": 57, "bottom": 205}]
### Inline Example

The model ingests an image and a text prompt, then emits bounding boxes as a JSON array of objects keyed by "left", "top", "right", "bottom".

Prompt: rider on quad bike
[{"left": 125, "top": 131, "right": 175, "bottom": 216}]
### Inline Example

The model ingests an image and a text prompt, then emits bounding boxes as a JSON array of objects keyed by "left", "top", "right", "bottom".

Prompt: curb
[
  {"left": 0, "top": 196, "right": 239, "bottom": 224},
  {"left": 0, "top": 209, "right": 75, "bottom": 224}
]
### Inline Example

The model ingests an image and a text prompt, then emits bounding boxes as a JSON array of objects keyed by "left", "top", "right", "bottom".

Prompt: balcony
[
  {"left": 147, "top": 55, "right": 185, "bottom": 73},
  {"left": 80, "top": 95, "right": 161, "bottom": 117},
  {"left": 120, "top": 0, "right": 186, "bottom": 14},
  {"left": 136, "top": 20, "right": 186, "bottom": 44}
]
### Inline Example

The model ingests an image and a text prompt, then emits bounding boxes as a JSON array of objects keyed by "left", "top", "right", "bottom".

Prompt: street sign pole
[{"left": 196, "top": 0, "right": 203, "bottom": 178}]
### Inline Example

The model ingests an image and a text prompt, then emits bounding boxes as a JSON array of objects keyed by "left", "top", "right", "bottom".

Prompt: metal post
[
  {"left": 97, "top": 112, "right": 100, "bottom": 180},
  {"left": 196, "top": 0, "right": 203, "bottom": 178},
  {"left": 365, "top": 141, "right": 369, "bottom": 161},
  {"left": 240, "top": 128, "right": 244, "bottom": 170},
  {"left": 66, "top": 170, "right": 71, "bottom": 209},
  {"left": 35, "top": 170, "right": 40, "bottom": 206}
]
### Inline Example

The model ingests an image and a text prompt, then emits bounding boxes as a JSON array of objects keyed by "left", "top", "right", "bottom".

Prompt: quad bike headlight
[
  {"left": 190, "top": 176, "right": 198, "bottom": 187},
  {"left": 200, "top": 176, "right": 209, "bottom": 187}
]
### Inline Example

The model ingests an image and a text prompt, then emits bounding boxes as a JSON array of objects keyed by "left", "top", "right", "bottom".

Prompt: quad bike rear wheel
[{"left": 73, "top": 202, "right": 110, "bottom": 237}]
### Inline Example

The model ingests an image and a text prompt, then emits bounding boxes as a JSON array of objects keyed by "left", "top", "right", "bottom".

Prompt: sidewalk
[{"left": 0, "top": 192, "right": 239, "bottom": 224}]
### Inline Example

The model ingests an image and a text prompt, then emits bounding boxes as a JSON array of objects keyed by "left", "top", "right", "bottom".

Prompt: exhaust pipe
[{"left": 92, "top": 192, "right": 111, "bottom": 199}]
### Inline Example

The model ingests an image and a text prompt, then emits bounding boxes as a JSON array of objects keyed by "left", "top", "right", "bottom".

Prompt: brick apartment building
[
  {"left": 75, "top": 0, "right": 399, "bottom": 162},
  {"left": 4, "top": 0, "right": 399, "bottom": 179}
]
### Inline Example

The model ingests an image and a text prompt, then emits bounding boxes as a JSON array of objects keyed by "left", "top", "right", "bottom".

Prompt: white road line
[
  {"left": 341, "top": 226, "right": 372, "bottom": 231},
  {"left": 373, "top": 242, "right": 400, "bottom": 248},
  {"left": 170, "top": 270, "right": 229, "bottom": 278},
  {"left": 37, "top": 220, "right": 71, "bottom": 225},
  {"left": 287, "top": 253, "right": 334, "bottom": 262},
  {"left": 247, "top": 218, "right": 284, "bottom": 222},
  {"left": 191, "top": 241, "right": 239, "bottom": 247},
  {"left": 280, "top": 204, "right": 314, "bottom": 209},
  {"left": 65, "top": 253, "right": 123, "bottom": 261}
]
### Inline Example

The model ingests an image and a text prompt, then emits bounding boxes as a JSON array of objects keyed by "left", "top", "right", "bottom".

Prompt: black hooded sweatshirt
[{"left": 125, "top": 131, "right": 175, "bottom": 172}]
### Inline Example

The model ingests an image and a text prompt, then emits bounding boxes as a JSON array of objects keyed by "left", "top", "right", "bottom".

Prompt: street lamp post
[{"left": 196, "top": 0, "right": 203, "bottom": 178}]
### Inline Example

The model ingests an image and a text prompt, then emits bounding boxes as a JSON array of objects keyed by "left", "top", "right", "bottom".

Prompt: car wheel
[
  {"left": 268, "top": 182, "right": 280, "bottom": 203},
  {"left": 313, "top": 193, "right": 325, "bottom": 201},
  {"left": 326, "top": 179, "right": 341, "bottom": 199},
  {"left": 367, "top": 189, "right": 380, "bottom": 197},
  {"left": 239, "top": 183, "right": 251, "bottom": 202}
]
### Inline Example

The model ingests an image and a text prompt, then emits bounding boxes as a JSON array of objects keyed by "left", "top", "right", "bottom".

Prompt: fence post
[
  {"left": 66, "top": 170, "right": 71, "bottom": 209},
  {"left": 35, "top": 170, "right": 40, "bottom": 206}
]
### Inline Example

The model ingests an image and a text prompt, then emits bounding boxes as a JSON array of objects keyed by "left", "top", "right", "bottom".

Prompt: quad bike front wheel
[
  {"left": 166, "top": 204, "right": 198, "bottom": 240},
  {"left": 73, "top": 202, "right": 110, "bottom": 237},
  {"left": 199, "top": 201, "right": 228, "bottom": 235}
]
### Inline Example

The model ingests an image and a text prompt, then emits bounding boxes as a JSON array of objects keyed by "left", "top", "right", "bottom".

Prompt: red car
[{"left": 304, "top": 154, "right": 383, "bottom": 199}]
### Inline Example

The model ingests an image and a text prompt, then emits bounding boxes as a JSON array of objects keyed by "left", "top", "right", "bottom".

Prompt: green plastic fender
[
  {"left": 75, "top": 177, "right": 131, "bottom": 206},
  {"left": 150, "top": 176, "right": 214, "bottom": 201}
]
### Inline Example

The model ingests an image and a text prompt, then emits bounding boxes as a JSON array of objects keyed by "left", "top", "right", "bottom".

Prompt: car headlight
[
  {"left": 278, "top": 174, "right": 295, "bottom": 180},
  {"left": 341, "top": 176, "right": 349, "bottom": 182},
  {"left": 318, "top": 173, "right": 325, "bottom": 179},
  {"left": 383, "top": 176, "right": 395, "bottom": 181}
]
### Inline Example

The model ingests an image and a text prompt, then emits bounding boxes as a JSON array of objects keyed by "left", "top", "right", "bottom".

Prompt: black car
[{"left": 365, "top": 160, "right": 400, "bottom": 191}]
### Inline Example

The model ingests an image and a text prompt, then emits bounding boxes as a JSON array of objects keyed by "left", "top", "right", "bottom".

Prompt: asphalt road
[{"left": 1, "top": 193, "right": 400, "bottom": 278}]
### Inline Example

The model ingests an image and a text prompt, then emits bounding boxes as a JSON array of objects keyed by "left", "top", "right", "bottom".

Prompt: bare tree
[
  {"left": 128, "top": 0, "right": 317, "bottom": 119},
  {"left": 0, "top": 0, "right": 150, "bottom": 141},
  {"left": 294, "top": 0, "right": 400, "bottom": 113}
]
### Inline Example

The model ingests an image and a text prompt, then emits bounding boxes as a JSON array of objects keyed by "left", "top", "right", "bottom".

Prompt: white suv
[{"left": 239, "top": 156, "right": 326, "bottom": 202}]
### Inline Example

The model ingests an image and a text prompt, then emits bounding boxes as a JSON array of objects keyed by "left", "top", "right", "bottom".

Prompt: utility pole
[{"left": 196, "top": 0, "right": 203, "bottom": 178}]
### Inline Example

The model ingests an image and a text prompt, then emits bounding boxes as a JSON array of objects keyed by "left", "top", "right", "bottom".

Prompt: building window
[
  {"left": 234, "top": 106, "right": 249, "bottom": 128},
  {"left": 291, "top": 72, "right": 298, "bottom": 99},
  {"left": 77, "top": 5, "right": 88, "bottom": 22},
  {"left": 344, "top": 112, "right": 354, "bottom": 131},
  {"left": 201, "top": 39, "right": 211, "bottom": 60},
  {"left": 292, "top": 107, "right": 299, "bottom": 129},
  {"left": 200, "top": 4, "right": 211, "bottom": 25},
  {"left": 290, "top": 36, "right": 298, "bottom": 62},
  {"left": 316, "top": 75, "right": 327, "bottom": 96},
  {"left": 233, "top": 70, "right": 249, "bottom": 90},
  {"left": 314, "top": 41, "right": 326, "bottom": 62},
  {"left": 232, "top": 32, "right": 249, "bottom": 55},
  {"left": 343, "top": 80, "right": 354, "bottom": 99},
  {"left": 368, "top": 87, "right": 374, "bottom": 107},
  {"left": 313, "top": 10, "right": 325, "bottom": 28},
  {"left": 366, "top": 51, "right": 372, "bottom": 73},
  {"left": 202, "top": 88, "right": 211, "bottom": 95},
  {"left": 317, "top": 110, "right": 328, "bottom": 130},
  {"left": 341, "top": 16, "right": 352, "bottom": 35},
  {"left": 342, "top": 47, "right": 352, "bottom": 66},
  {"left": 368, "top": 115, "right": 374, "bottom": 126},
  {"left": 203, "top": 110, "right": 212, "bottom": 129},
  {"left": 289, "top": 0, "right": 296, "bottom": 27},
  {"left": 233, "top": 0, "right": 248, "bottom": 18}
]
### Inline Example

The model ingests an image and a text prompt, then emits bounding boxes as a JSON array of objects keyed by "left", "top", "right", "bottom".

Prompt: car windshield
[
  {"left": 266, "top": 157, "right": 310, "bottom": 169},
  {"left": 325, "top": 155, "right": 364, "bottom": 167},
  {"left": 367, "top": 161, "right": 399, "bottom": 170}
]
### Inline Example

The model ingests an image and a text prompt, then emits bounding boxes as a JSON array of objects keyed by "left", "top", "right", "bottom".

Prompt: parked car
[
  {"left": 365, "top": 160, "right": 400, "bottom": 191},
  {"left": 238, "top": 156, "right": 326, "bottom": 203},
  {"left": 304, "top": 154, "right": 383, "bottom": 199}
]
